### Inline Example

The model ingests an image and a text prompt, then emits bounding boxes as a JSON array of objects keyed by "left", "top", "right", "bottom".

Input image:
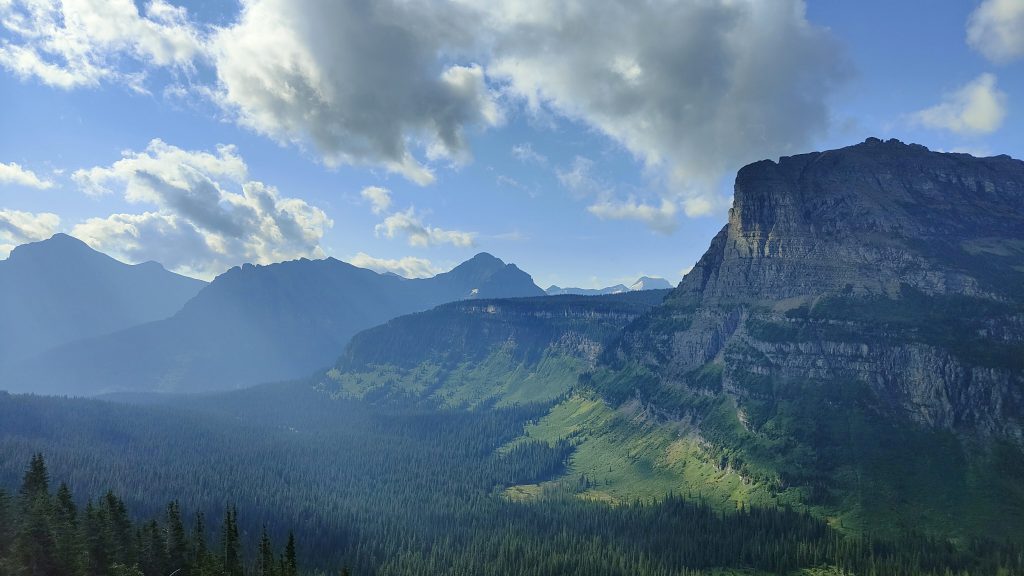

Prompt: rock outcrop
[{"left": 605, "top": 138, "right": 1024, "bottom": 443}]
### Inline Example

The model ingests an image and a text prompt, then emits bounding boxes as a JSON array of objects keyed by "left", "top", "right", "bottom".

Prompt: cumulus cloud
[
  {"left": 0, "top": 0, "right": 203, "bottom": 90},
  {"left": 587, "top": 198, "right": 678, "bottom": 234},
  {"left": 967, "top": 0, "right": 1024, "bottom": 63},
  {"left": 208, "top": 0, "right": 501, "bottom": 185},
  {"left": 0, "top": 161, "right": 53, "bottom": 189},
  {"left": 482, "top": 0, "right": 846, "bottom": 222},
  {"left": 3, "top": 0, "right": 849, "bottom": 228},
  {"left": 912, "top": 74, "right": 1008, "bottom": 136},
  {"left": 69, "top": 139, "right": 332, "bottom": 279},
  {"left": 349, "top": 251, "right": 440, "bottom": 279},
  {"left": 360, "top": 186, "right": 393, "bottom": 215},
  {"left": 374, "top": 207, "right": 475, "bottom": 248},
  {"left": 0, "top": 208, "right": 60, "bottom": 257}
]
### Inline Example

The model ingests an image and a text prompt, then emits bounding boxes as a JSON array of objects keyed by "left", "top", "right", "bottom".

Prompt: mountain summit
[
  {"left": 3, "top": 251, "right": 544, "bottom": 395},
  {"left": 595, "top": 138, "right": 1024, "bottom": 537},
  {"left": 0, "top": 233, "right": 205, "bottom": 366},
  {"left": 547, "top": 276, "right": 673, "bottom": 296}
]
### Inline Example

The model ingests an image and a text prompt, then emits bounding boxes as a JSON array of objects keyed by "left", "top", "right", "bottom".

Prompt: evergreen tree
[
  {"left": 19, "top": 454, "right": 50, "bottom": 500},
  {"left": 258, "top": 525, "right": 276, "bottom": 576},
  {"left": 221, "top": 505, "right": 242, "bottom": 576},
  {"left": 138, "top": 519, "right": 168, "bottom": 576},
  {"left": 165, "top": 501, "right": 189, "bottom": 576},
  {"left": 13, "top": 454, "right": 58, "bottom": 576},
  {"left": 0, "top": 488, "right": 13, "bottom": 557},
  {"left": 53, "top": 482, "right": 80, "bottom": 575},
  {"left": 104, "top": 491, "right": 136, "bottom": 567},
  {"left": 284, "top": 531, "right": 297, "bottom": 576}
]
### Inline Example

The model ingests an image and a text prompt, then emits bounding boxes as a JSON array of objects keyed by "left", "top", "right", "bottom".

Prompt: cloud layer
[
  {"left": 0, "top": 0, "right": 202, "bottom": 90},
  {"left": 968, "top": 0, "right": 1024, "bottom": 63},
  {"left": 70, "top": 139, "right": 332, "bottom": 279},
  {"left": 0, "top": 161, "right": 53, "bottom": 189},
  {"left": 349, "top": 252, "right": 440, "bottom": 279},
  {"left": 209, "top": 0, "right": 501, "bottom": 184},
  {"left": 482, "top": 0, "right": 846, "bottom": 220},
  {"left": 0, "top": 208, "right": 60, "bottom": 257},
  {"left": 2, "top": 0, "right": 847, "bottom": 228},
  {"left": 912, "top": 73, "right": 1008, "bottom": 136},
  {"left": 374, "top": 207, "right": 475, "bottom": 248}
]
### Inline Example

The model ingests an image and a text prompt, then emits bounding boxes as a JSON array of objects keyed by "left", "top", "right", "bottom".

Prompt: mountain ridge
[
  {"left": 0, "top": 233, "right": 206, "bottom": 367},
  {"left": 546, "top": 276, "right": 673, "bottom": 296},
  {"left": 2, "top": 249, "right": 545, "bottom": 395}
]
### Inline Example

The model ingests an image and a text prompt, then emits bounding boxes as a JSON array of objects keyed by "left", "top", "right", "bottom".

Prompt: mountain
[
  {"left": 321, "top": 289, "right": 670, "bottom": 408},
  {"left": 1, "top": 252, "right": 544, "bottom": 395},
  {"left": 583, "top": 138, "right": 1024, "bottom": 538},
  {"left": 628, "top": 276, "right": 673, "bottom": 291},
  {"left": 0, "top": 233, "right": 205, "bottom": 367},
  {"left": 319, "top": 139, "right": 1024, "bottom": 540},
  {"left": 546, "top": 276, "right": 673, "bottom": 296}
]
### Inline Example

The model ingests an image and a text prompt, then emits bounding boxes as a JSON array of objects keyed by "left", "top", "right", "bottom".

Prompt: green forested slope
[{"left": 2, "top": 387, "right": 1018, "bottom": 575}]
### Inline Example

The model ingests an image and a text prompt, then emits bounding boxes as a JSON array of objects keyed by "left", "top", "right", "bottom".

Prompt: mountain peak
[
  {"left": 629, "top": 276, "right": 672, "bottom": 291},
  {"left": 7, "top": 233, "right": 98, "bottom": 262}
]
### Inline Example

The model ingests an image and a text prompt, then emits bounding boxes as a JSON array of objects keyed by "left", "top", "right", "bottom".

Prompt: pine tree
[
  {"left": 166, "top": 501, "right": 189, "bottom": 576},
  {"left": 14, "top": 453, "right": 59, "bottom": 576},
  {"left": 19, "top": 454, "right": 50, "bottom": 500},
  {"left": 258, "top": 525, "right": 276, "bottom": 576},
  {"left": 284, "top": 531, "right": 297, "bottom": 576},
  {"left": 53, "top": 482, "right": 81, "bottom": 575},
  {"left": 192, "top": 512, "right": 217, "bottom": 576},
  {"left": 0, "top": 488, "right": 13, "bottom": 557},
  {"left": 221, "top": 505, "right": 242, "bottom": 576}
]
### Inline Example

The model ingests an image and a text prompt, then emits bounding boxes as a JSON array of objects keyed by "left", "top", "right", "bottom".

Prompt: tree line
[{"left": 0, "top": 454, "right": 301, "bottom": 576}]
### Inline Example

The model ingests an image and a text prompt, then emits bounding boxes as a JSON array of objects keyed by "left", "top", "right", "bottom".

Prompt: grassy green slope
[{"left": 321, "top": 291, "right": 669, "bottom": 408}]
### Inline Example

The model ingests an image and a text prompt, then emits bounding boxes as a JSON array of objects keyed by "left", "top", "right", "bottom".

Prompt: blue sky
[{"left": 0, "top": 0, "right": 1021, "bottom": 288}]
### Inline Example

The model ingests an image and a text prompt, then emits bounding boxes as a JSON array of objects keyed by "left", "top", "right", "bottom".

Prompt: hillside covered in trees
[
  {"left": 0, "top": 454, "right": 301, "bottom": 576},
  {"left": 1, "top": 388, "right": 1022, "bottom": 575}
]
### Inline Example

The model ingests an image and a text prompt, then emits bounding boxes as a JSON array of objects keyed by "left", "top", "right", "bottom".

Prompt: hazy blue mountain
[
  {"left": 0, "top": 233, "right": 205, "bottom": 367},
  {"left": 545, "top": 276, "right": 672, "bottom": 296},
  {"left": 2, "top": 252, "right": 543, "bottom": 395},
  {"left": 627, "top": 276, "right": 673, "bottom": 291}
]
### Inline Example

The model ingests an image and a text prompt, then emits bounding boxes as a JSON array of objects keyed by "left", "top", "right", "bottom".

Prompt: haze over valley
[{"left": 1, "top": 1, "right": 1023, "bottom": 575}]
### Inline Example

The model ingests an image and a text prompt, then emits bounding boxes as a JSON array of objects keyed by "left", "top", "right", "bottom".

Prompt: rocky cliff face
[
  {"left": 607, "top": 138, "right": 1024, "bottom": 441},
  {"left": 596, "top": 139, "right": 1024, "bottom": 535},
  {"left": 675, "top": 137, "right": 1024, "bottom": 306}
]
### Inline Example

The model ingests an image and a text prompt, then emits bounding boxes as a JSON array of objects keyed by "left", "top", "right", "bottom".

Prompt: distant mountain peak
[
  {"left": 629, "top": 276, "right": 672, "bottom": 291},
  {"left": 7, "top": 232, "right": 97, "bottom": 261}
]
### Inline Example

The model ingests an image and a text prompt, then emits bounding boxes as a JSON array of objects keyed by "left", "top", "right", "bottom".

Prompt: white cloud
[
  {"left": 511, "top": 142, "right": 547, "bottom": 165},
  {"left": 587, "top": 198, "right": 678, "bottom": 234},
  {"left": 3, "top": 0, "right": 848, "bottom": 223},
  {"left": 0, "top": 161, "right": 53, "bottom": 189},
  {"left": 556, "top": 156, "right": 603, "bottom": 196},
  {"left": 349, "top": 251, "right": 440, "bottom": 279},
  {"left": 374, "top": 207, "right": 475, "bottom": 248},
  {"left": 967, "top": 0, "right": 1024, "bottom": 63},
  {"left": 208, "top": 0, "right": 501, "bottom": 185},
  {"left": 912, "top": 73, "right": 1008, "bottom": 136},
  {"left": 0, "top": 0, "right": 203, "bottom": 90},
  {"left": 360, "top": 186, "right": 392, "bottom": 215},
  {"left": 0, "top": 208, "right": 60, "bottom": 257},
  {"left": 481, "top": 0, "right": 846, "bottom": 217},
  {"left": 69, "top": 139, "right": 332, "bottom": 279}
]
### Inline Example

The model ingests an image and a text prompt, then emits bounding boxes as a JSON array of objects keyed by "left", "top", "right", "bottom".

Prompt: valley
[{"left": 1, "top": 139, "right": 1023, "bottom": 575}]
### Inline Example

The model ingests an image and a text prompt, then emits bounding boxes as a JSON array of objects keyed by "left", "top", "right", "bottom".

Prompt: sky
[{"left": 0, "top": 0, "right": 1021, "bottom": 289}]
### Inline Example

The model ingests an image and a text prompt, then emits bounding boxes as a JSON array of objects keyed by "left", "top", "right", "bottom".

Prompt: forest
[
  {"left": 1, "top": 386, "right": 1022, "bottom": 575},
  {"left": 0, "top": 454, "right": 300, "bottom": 576}
]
